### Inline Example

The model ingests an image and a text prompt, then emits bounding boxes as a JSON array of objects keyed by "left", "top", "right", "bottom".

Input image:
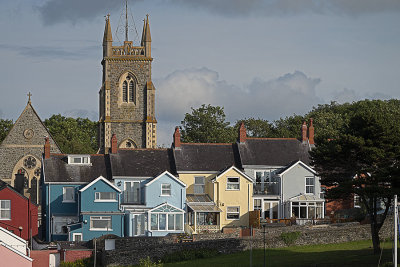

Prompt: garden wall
[{"left": 100, "top": 217, "right": 394, "bottom": 266}]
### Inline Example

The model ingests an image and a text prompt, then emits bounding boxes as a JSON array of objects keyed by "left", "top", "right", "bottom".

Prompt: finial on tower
[
  {"left": 27, "top": 92, "right": 32, "bottom": 104},
  {"left": 125, "top": 0, "right": 129, "bottom": 42}
]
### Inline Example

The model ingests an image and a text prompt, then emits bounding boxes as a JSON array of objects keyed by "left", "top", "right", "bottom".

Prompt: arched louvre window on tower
[
  {"left": 123, "top": 81, "right": 128, "bottom": 102},
  {"left": 129, "top": 80, "right": 135, "bottom": 103}
]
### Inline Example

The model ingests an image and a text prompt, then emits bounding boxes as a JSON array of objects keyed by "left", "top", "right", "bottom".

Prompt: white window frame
[
  {"left": 72, "top": 233, "right": 83, "bottom": 242},
  {"left": 226, "top": 177, "right": 240, "bottom": 190},
  {"left": 68, "top": 155, "right": 91, "bottom": 165},
  {"left": 90, "top": 216, "right": 112, "bottom": 231},
  {"left": 62, "top": 187, "right": 75, "bottom": 203},
  {"left": 161, "top": 184, "right": 171, "bottom": 196},
  {"left": 0, "top": 200, "right": 11, "bottom": 220},
  {"left": 149, "top": 212, "right": 184, "bottom": 231},
  {"left": 194, "top": 176, "right": 205, "bottom": 194},
  {"left": 305, "top": 177, "right": 315, "bottom": 194},
  {"left": 226, "top": 206, "right": 240, "bottom": 220},
  {"left": 94, "top": 192, "right": 117, "bottom": 202}
]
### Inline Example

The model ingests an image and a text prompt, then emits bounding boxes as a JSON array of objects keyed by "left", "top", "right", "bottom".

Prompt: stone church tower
[
  {"left": 0, "top": 95, "right": 61, "bottom": 204},
  {"left": 99, "top": 14, "right": 157, "bottom": 153}
]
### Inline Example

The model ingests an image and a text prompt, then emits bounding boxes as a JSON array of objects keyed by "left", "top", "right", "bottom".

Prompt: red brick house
[{"left": 0, "top": 181, "right": 38, "bottom": 240}]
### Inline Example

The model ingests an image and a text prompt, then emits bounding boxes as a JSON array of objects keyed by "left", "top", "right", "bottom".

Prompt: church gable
[{"left": 0, "top": 99, "right": 61, "bottom": 203}]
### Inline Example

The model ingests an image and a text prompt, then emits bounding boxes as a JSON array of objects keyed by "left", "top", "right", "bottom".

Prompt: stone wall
[{"left": 100, "top": 218, "right": 394, "bottom": 266}]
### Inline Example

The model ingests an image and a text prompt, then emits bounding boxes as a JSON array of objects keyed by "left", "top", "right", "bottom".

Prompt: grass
[{"left": 163, "top": 240, "right": 396, "bottom": 267}]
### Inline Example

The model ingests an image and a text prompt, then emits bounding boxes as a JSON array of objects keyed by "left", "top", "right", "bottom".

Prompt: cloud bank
[
  {"left": 155, "top": 68, "right": 322, "bottom": 144},
  {"left": 37, "top": 0, "right": 400, "bottom": 24}
]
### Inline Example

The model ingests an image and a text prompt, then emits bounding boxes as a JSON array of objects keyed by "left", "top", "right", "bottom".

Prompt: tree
[
  {"left": 44, "top": 115, "right": 98, "bottom": 154},
  {"left": 180, "top": 104, "right": 235, "bottom": 143},
  {"left": 234, "top": 118, "right": 274, "bottom": 138},
  {"left": 310, "top": 99, "right": 400, "bottom": 254},
  {"left": 0, "top": 119, "right": 13, "bottom": 144}
]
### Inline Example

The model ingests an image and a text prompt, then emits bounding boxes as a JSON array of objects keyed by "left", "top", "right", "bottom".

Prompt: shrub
[
  {"left": 161, "top": 249, "right": 219, "bottom": 263},
  {"left": 139, "top": 256, "right": 163, "bottom": 267},
  {"left": 280, "top": 231, "right": 301, "bottom": 246},
  {"left": 60, "top": 257, "right": 93, "bottom": 267}
]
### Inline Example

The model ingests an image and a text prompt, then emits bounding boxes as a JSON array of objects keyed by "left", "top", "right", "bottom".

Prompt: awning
[
  {"left": 187, "top": 203, "right": 222, "bottom": 213},
  {"left": 289, "top": 193, "right": 324, "bottom": 202}
]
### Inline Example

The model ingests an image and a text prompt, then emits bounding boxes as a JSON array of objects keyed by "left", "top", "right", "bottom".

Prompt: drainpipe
[{"left": 48, "top": 184, "right": 51, "bottom": 242}]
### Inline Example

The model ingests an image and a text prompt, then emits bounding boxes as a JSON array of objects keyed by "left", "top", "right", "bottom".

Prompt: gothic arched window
[
  {"left": 123, "top": 81, "right": 128, "bottom": 102},
  {"left": 121, "top": 74, "right": 136, "bottom": 104}
]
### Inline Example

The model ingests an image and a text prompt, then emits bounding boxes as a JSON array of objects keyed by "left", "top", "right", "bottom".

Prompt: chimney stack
[
  {"left": 44, "top": 137, "right": 51, "bottom": 159},
  {"left": 111, "top": 134, "right": 118, "bottom": 154},
  {"left": 173, "top": 127, "right": 181, "bottom": 148},
  {"left": 302, "top": 121, "right": 308, "bottom": 143},
  {"left": 308, "top": 118, "right": 315, "bottom": 145},
  {"left": 238, "top": 122, "right": 247, "bottom": 143}
]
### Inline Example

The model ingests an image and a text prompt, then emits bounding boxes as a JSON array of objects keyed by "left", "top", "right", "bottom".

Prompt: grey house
[{"left": 237, "top": 121, "right": 324, "bottom": 223}]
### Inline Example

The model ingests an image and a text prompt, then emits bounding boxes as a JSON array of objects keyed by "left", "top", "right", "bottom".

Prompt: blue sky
[{"left": 1, "top": 0, "right": 399, "bottom": 146}]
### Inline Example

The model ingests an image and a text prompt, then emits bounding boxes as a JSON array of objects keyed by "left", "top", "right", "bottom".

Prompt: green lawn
[{"left": 163, "top": 240, "right": 396, "bottom": 267}]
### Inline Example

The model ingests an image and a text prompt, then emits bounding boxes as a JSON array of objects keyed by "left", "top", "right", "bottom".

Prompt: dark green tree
[
  {"left": 310, "top": 99, "right": 400, "bottom": 254},
  {"left": 234, "top": 118, "right": 274, "bottom": 138},
  {"left": 0, "top": 119, "right": 13, "bottom": 144},
  {"left": 44, "top": 115, "right": 98, "bottom": 154},
  {"left": 180, "top": 104, "right": 235, "bottom": 143}
]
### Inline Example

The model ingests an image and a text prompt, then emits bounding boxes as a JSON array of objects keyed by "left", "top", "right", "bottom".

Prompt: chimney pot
[
  {"left": 238, "top": 122, "right": 247, "bottom": 143},
  {"left": 111, "top": 134, "right": 118, "bottom": 154},
  {"left": 302, "top": 121, "right": 308, "bottom": 143},
  {"left": 173, "top": 127, "right": 181, "bottom": 148}
]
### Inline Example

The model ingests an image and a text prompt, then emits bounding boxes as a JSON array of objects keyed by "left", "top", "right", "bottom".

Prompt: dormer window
[{"left": 68, "top": 155, "right": 91, "bottom": 165}]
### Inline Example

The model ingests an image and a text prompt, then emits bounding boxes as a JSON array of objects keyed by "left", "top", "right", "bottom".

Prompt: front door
[
  {"left": 132, "top": 214, "right": 145, "bottom": 236},
  {"left": 263, "top": 201, "right": 279, "bottom": 219}
]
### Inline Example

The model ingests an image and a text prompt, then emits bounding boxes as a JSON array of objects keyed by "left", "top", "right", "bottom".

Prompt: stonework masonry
[
  {"left": 99, "top": 219, "right": 394, "bottom": 266},
  {"left": 0, "top": 101, "right": 61, "bottom": 203}
]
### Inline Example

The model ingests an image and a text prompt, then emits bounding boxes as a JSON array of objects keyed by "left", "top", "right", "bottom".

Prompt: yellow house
[{"left": 178, "top": 166, "right": 253, "bottom": 233}]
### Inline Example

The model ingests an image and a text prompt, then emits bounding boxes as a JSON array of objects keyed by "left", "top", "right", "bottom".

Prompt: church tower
[{"left": 99, "top": 13, "right": 157, "bottom": 153}]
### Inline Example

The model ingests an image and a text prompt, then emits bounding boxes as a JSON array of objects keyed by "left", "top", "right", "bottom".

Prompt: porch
[{"left": 186, "top": 194, "right": 222, "bottom": 234}]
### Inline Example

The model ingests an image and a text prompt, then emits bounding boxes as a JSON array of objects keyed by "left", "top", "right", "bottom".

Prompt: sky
[{"left": 0, "top": 0, "right": 399, "bottom": 146}]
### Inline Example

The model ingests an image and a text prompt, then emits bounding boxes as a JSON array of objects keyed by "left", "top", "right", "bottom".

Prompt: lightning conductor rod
[{"left": 125, "top": 0, "right": 129, "bottom": 42}]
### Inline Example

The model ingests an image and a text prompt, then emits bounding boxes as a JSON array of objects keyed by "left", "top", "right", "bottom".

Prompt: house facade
[
  {"left": 110, "top": 144, "right": 185, "bottom": 237},
  {"left": 42, "top": 151, "right": 112, "bottom": 241},
  {"left": 0, "top": 181, "right": 38, "bottom": 240},
  {"left": 0, "top": 226, "right": 32, "bottom": 267},
  {"left": 173, "top": 129, "right": 253, "bottom": 233},
  {"left": 237, "top": 122, "right": 324, "bottom": 223},
  {"left": 68, "top": 176, "right": 124, "bottom": 241}
]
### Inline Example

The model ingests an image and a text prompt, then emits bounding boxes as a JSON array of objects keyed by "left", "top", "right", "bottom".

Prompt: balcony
[
  {"left": 122, "top": 191, "right": 141, "bottom": 205},
  {"left": 253, "top": 182, "right": 280, "bottom": 196}
]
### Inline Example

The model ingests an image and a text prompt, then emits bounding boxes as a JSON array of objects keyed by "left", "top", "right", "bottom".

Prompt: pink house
[{"left": 0, "top": 226, "right": 32, "bottom": 267}]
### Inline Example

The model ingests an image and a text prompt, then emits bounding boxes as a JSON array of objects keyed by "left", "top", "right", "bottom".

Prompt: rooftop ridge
[
  {"left": 181, "top": 143, "right": 233, "bottom": 146},
  {"left": 246, "top": 137, "right": 298, "bottom": 140},
  {"left": 118, "top": 148, "right": 168, "bottom": 151}
]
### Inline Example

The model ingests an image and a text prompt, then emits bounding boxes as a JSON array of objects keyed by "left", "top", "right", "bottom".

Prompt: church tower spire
[{"left": 99, "top": 12, "right": 157, "bottom": 153}]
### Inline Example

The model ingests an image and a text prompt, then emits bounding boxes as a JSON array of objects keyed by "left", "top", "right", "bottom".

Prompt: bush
[
  {"left": 139, "top": 256, "right": 163, "bottom": 267},
  {"left": 161, "top": 249, "right": 219, "bottom": 263},
  {"left": 60, "top": 257, "right": 93, "bottom": 267},
  {"left": 280, "top": 231, "right": 301, "bottom": 246}
]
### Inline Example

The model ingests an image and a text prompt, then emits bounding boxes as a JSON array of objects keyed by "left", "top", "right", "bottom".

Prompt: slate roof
[
  {"left": 238, "top": 138, "right": 311, "bottom": 166},
  {"left": 109, "top": 149, "right": 175, "bottom": 177},
  {"left": 43, "top": 154, "right": 111, "bottom": 183},
  {"left": 173, "top": 143, "right": 241, "bottom": 172}
]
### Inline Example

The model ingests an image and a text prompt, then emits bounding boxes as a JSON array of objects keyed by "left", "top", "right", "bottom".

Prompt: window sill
[
  {"left": 226, "top": 189, "right": 240, "bottom": 191},
  {"left": 160, "top": 194, "right": 171, "bottom": 197},
  {"left": 0, "top": 218, "right": 11, "bottom": 221},
  {"left": 94, "top": 200, "right": 118, "bottom": 202},
  {"left": 62, "top": 200, "right": 76, "bottom": 203},
  {"left": 89, "top": 229, "right": 113, "bottom": 231}
]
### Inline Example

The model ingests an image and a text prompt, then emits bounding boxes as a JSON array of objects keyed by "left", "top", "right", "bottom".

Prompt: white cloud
[{"left": 155, "top": 67, "right": 322, "bottom": 145}]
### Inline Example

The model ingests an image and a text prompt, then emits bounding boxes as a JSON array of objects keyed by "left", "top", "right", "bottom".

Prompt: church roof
[
  {"left": 109, "top": 149, "right": 175, "bottom": 177},
  {"left": 238, "top": 138, "right": 310, "bottom": 167},
  {"left": 43, "top": 154, "right": 110, "bottom": 183},
  {"left": 173, "top": 143, "right": 242, "bottom": 172},
  {"left": 0, "top": 99, "right": 62, "bottom": 153}
]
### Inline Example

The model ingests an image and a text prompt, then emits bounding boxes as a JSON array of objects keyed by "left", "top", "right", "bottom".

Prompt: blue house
[
  {"left": 110, "top": 149, "right": 186, "bottom": 237},
  {"left": 68, "top": 176, "right": 124, "bottom": 241},
  {"left": 42, "top": 154, "right": 122, "bottom": 241}
]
